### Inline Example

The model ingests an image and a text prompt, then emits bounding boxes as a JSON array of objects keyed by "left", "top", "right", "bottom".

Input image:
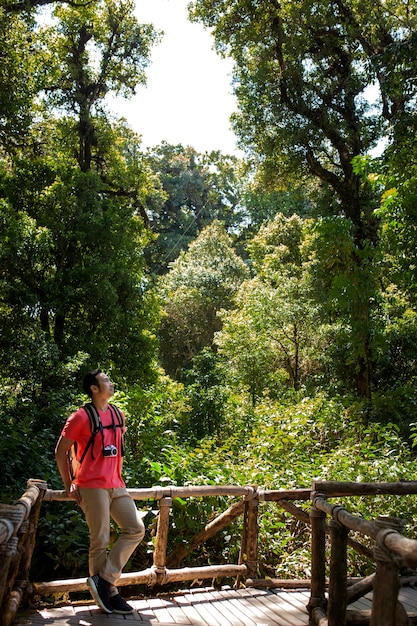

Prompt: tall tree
[
  {"left": 38, "top": 0, "right": 158, "bottom": 179},
  {"left": 190, "top": 0, "right": 417, "bottom": 397},
  {"left": 0, "top": 121, "right": 159, "bottom": 384},
  {"left": 0, "top": 10, "right": 36, "bottom": 150},
  {"left": 216, "top": 213, "right": 319, "bottom": 402},
  {"left": 145, "top": 143, "right": 245, "bottom": 274},
  {"left": 158, "top": 220, "right": 249, "bottom": 378},
  {"left": 0, "top": 0, "right": 161, "bottom": 387}
]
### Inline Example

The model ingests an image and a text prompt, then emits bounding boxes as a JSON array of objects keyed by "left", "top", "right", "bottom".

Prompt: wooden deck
[
  {"left": 13, "top": 584, "right": 417, "bottom": 626},
  {"left": 14, "top": 586, "right": 311, "bottom": 626}
]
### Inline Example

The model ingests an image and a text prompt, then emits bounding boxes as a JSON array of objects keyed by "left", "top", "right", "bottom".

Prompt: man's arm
[{"left": 55, "top": 435, "right": 82, "bottom": 504}]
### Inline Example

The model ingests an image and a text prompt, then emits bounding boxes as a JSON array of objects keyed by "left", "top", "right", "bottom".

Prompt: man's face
[{"left": 95, "top": 372, "right": 114, "bottom": 398}]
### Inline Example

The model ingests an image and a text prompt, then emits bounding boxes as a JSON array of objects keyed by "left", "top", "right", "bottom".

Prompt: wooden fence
[
  {"left": 2, "top": 479, "right": 417, "bottom": 626},
  {"left": 0, "top": 479, "right": 47, "bottom": 626},
  {"left": 307, "top": 480, "right": 417, "bottom": 626}
]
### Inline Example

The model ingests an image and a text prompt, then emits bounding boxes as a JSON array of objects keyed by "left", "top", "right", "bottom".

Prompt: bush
[{"left": 9, "top": 379, "right": 417, "bottom": 584}]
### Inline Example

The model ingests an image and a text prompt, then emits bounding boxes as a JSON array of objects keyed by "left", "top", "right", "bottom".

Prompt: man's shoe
[
  {"left": 110, "top": 593, "right": 134, "bottom": 614},
  {"left": 87, "top": 574, "right": 113, "bottom": 613}
]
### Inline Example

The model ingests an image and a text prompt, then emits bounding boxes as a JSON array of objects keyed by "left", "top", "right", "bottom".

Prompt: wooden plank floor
[
  {"left": 14, "top": 586, "right": 311, "bottom": 626},
  {"left": 13, "top": 585, "right": 417, "bottom": 626}
]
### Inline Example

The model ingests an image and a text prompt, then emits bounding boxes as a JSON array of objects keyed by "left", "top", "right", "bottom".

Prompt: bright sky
[{"left": 107, "top": 0, "right": 240, "bottom": 155}]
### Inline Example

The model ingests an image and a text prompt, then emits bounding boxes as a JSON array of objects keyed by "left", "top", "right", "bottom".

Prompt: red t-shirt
[{"left": 62, "top": 405, "right": 126, "bottom": 489}]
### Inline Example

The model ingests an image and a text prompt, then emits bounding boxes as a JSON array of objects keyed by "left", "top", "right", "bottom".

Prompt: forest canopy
[{"left": 1, "top": 0, "right": 417, "bottom": 581}]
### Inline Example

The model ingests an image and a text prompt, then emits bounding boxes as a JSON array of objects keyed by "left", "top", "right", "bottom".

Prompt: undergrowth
[{"left": 32, "top": 392, "right": 417, "bottom": 583}]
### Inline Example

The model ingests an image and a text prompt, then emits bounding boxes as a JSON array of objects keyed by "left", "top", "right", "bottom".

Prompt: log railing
[
  {"left": 38, "top": 484, "right": 260, "bottom": 593},
  {"left": 0, "top": 479, "right": 47, "bottom": 626},
  {"left": 0, "top": 482, "right": 263, "bottom": 626},
  {"left": 2, "top": 479, "right": 417, "bottom": 626},
  {"left": 308, "top": 480, "right": 417, "bottom": 626}
]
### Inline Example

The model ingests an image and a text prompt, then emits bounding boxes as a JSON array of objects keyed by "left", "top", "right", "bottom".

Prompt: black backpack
[{"left": 67, "top": 402, "right": 125, "bottom": 480}]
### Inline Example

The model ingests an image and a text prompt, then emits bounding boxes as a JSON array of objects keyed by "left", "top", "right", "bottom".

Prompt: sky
[{"left": 107, "top": 0, "right": 241, "bottom": 155}]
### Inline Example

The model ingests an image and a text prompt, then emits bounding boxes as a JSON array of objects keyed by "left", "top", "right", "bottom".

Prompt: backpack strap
[
  {"left": 67, "top": 403, "right": 125, "bottom": 479},
  {"left": 84, "top": 402, "right": 101, "bottom": 431},
  {"left": 68, "top": 403, "right": 100, "bottom": 480},
  {"left": 78, "top": 402, "right": 102, "bottom": 466},
  {"left": 110, "top": 404, "right": 124, "bottom": 427}
]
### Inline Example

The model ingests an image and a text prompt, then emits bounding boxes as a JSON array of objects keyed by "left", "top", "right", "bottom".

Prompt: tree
[
  {"left": 216, "top": 281, "right": 286, "bottom": 406},
  {"left": 190, "top": 0, "right": 417, "bottom": 397},
  {"left": 303, "top": 213, "right": 378, "bottom": 392},
  {"left": 158, "top": 220, "right": 249, "bottom": 377},
  {"left": 216, "top": 213, "right": 320, "bottom": 402},
  {"left": 0, "top": 10, "right": 36, "bottom": 150},
  {"left": 2, "top": 0, "right": 76, "bottom": 13},
  {"left": 145, "top": 143, "right": 245, "bottom": 274},
  {"left": 0, "top": 0, "right": 165, "bottom": 502},
  {"left": 0, "top": 0, "right": 162, "bottom": 388},
  {"left": 38, "top": 0, "right": 158, "bottom": 179},
  {"left": 242, "top": 183, "right": 313, "bottom": 228},
  {"left": 0, "top": 126, "right": 159, "bottom": 385}
]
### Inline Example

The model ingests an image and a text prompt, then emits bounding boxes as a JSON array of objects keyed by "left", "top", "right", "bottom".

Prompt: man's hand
[{"left": 68, "top": 482, "right": 82, "bottom": 505}]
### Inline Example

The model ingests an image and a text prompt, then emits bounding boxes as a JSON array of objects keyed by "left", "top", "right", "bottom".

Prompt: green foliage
[
  {"left": 121, "top": 392, "right": 417, "bottom": 579},
  {"left": 0, "top": 11, "right": 36, "bottom": 150},
  {"left": 2, "top": 0, "right": 417, "bottom": 590},
  {"left": 190, "top": 0, "right": 415, "bottom": 177},
  {"left": 32, "top": 506, "right": 89, "bottom": 580},
  {"left": 303, "top": 215, "right": 381, "bottom": 396},
  {"left": 190, "top": 0, "right": 417, "bottom": 397},
  {"left": 242, "top": 183, "right": 314, "bottom": 228},
  {"left": 242, "top": 396, "right": 415, "bottom": 574},
  {"left": 170, "top": 495, "right": 242, "bottom": 566},
  {"left": 215, "top": 214, "right": 323, "bottom": 400},
  {"left": 158, "top": 221, "right": 249, "bottom": 377},
  {"left": 0, "top": 154, "right": 159, "bottom": 381},
  {"left": 0, "top": 0, "right": 163, "bottom": 398},
  {"left": 120, "top": 374, "right": 192, "bottom": 487},
  {"left": 7, "top": 364, "right": 417, "bottom": 582},
  {"left": 372, "top": 111, "right": 417, "bottom": 297},
  {"left": 0, "top": 350, "right": 90, "bottom": 501},
  {"left": 247, "top": 212, "right": 305, "bottom": 279},
  {"left": 47, "top": 0, "right": 158, "bottom": 99},
  {"left": 374, "top": 291, "right": 417, "bottom": 390},
  {"left": 145, "top": 143, "right": 245, "bottom": 273},
  {"left": 180, "top": 347, "right": 227, "bottom": 442}
]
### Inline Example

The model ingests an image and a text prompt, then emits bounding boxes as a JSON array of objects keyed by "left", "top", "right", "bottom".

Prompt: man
[{"left": 55, "top": 369, "right": 145, "bottom": 614}]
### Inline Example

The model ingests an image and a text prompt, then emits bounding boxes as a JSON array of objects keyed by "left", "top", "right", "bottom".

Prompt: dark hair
[{"left": 82, "top": 368, "right": 102, "bottom": 397}]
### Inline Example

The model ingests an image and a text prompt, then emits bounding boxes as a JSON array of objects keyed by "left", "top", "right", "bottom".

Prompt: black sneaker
[
  {"left": 87, "top": 574, "right": 113, "bottom": 613},
  {"left": 110, "top": 593, "right": 134, "bottom": 614}
]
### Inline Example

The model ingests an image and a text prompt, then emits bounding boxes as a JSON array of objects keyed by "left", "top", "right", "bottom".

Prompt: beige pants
[{"left": 80, "top": 487, "right": 145, "bottom": 587}]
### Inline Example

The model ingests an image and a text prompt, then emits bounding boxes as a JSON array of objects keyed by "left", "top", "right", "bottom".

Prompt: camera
[{"left": 103, "top": 445, "right": 118, "bottom": 457}]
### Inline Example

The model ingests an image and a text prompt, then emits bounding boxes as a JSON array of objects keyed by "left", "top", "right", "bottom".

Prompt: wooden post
[
  {"left": 244, "top": 493, "right": 259, "bottom": 579},
  {"left": 370, "top": 517, "right": 404, "bottom": 626},
  {"left": 308, "top": 496, "right": 327, "bottom": 622},
  {"left": 16, "top": 481, "right": 47, "bottom": 594},
  {"left": 327, "top": 517, "right": 348, "bottom": 626},
  {"left": 152, "top": 496, "right": 172, "bottom": 585},
  {"left": 0, "top": 506, "right": 22, "bottom": 611},
  {"left": 237, "top": 499, "right": 248, "bottom": 584},
  {"left": 0, "top": 480, "right": 47, "bottom": 626}
]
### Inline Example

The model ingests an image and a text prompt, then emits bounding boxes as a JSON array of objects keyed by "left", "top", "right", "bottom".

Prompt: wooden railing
[
  {"left": 2, "top": 479, "right": 417, "bottom": 626},
  {"left": 308, "top": 480, "right": 417, "bottom": 626},
  {"left": 0, "top": 479, "right": 47, "bottom": 626}
]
